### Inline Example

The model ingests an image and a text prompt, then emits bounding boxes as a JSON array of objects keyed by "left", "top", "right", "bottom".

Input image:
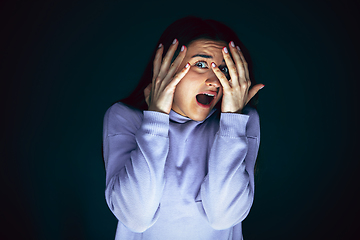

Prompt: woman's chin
[
  {"left": 188, "top": 108, "right": 214, "bottom": 121},
  {"left": 172, "top": 100, "right": 217, "bottom": 122}
]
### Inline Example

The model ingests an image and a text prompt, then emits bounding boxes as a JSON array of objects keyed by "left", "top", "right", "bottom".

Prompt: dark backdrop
[{"left": 2, "top": 0, "right": 359, "bottom": 239}]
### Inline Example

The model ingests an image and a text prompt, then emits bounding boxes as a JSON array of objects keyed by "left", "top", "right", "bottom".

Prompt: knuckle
[
  {"left": 230, "top": 66, "right": 237, "bottom": 73},
  {"left": 233, "top": 85, "right": 240, "bottom": 92},
  {"left": 173, "top": 73, "right": 179, "bottom": 79},
  {"left": 225, "top": 55, "right": 233, "bottom": 61},
  {"left": 240, "top": 82, "right": 247, "bottom": 89},
  {"left": 214, "top": 68, "right": 221, "bottom": 74},
  {"left": 155, "top": 77, "right": 162, "bottom": 83},
  {"left": 162, "top": 58, "right": 169, "bottom": 65}
]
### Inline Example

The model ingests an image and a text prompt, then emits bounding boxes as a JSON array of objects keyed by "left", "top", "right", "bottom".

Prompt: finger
[
  {"left": 246, "top": 84, "right": 264, "bottom": 104},
  {"left": 211, "top": 62, "right": 231, "bottom": 91},
  {"left": 152, "top": 43, "right": 164, "bottom": 81},
  {"left": 236, "top": 45, "right": 250, "bottom": 82},
  {"left": 222, "top": 46, "right": 239, "bottom": 87},
  {"left": 164, "top": 45, "right": 187, "bottom": 82},
  {"left": 158, "top": 39, "right": 179, "bottom": 80},
  {"left": 228, "top": 42, "right": 246, "bottom": 85},
  {"left": 166, "top": 62, "right": 191, "bottom": 89}
]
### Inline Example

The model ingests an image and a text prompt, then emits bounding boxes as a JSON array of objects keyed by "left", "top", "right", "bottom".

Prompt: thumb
[
  {"left": 247, "top": 84, "right": 264, "bottom": 104},
  {"left": 144, "top": 83, "right": 152, "bottom": 107}
]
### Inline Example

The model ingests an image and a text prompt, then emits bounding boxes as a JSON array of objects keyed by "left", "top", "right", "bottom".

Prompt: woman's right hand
[{"left": 144, "top": 39, "right": 190, "bottom": 114}]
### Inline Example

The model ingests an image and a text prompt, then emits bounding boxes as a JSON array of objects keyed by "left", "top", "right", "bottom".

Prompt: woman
[{"left": 103, "top": 16, "right": 264, "bottom": 240}]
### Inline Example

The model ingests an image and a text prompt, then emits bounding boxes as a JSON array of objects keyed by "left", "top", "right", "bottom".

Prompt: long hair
[{"left": 120, "top": 16, "right": 258, "bottom": 110}]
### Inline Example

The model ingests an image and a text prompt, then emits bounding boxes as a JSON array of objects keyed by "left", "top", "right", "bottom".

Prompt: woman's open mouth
[{"left": 196, "top": 92, "right": 216, "bottom": 108}]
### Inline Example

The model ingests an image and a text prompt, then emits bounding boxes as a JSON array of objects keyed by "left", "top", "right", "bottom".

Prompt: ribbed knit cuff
[
  {"left": 219, "top": 113, "right": 249, "bottom": 137},
  {"left": 142, "top": 111, "right": 170, "bottom": 137}
]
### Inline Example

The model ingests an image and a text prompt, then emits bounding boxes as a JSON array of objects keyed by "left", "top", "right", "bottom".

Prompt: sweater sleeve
[
  {"left": 196, "top": 107, "right": 260, "bottom": 230},
  {"left": 103, "top": 103, "right": 169, "bottom": 233}
]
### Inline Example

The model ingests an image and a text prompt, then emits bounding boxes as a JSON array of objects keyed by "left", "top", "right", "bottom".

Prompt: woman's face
[{"left": 172, "top": 39, "right": 228, "bottom": 121}]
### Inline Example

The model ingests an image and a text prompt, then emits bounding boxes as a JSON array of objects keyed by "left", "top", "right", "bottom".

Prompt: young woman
[{"left": 103, "top": 16, "right": 264, "bottom": 240}]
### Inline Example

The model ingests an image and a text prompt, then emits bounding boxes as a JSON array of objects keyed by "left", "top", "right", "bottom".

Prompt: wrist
[{"left": 148, "top": 105, "right": 170, "bottom": 115}]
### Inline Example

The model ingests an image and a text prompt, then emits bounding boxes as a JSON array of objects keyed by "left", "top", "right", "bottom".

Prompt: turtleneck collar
[{"left": 169, "top": 108, "right": 217, "bottom": 124}]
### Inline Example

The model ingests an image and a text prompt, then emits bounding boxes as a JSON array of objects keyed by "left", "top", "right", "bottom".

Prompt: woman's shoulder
[
  {"left": 104, "top": 102, "right": 143, "bottom": 135},
  {"left": 106, "top": 102, "right": 143, "bottom": 119}
]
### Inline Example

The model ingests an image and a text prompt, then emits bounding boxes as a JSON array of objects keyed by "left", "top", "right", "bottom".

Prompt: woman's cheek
[{"left": 184, "top": 69, "right": 204, "bottom": 84}]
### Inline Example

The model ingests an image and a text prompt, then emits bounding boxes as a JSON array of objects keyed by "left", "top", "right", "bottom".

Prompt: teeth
[{"left": 204, "top": 93, "right": 215, "bottom": 97}]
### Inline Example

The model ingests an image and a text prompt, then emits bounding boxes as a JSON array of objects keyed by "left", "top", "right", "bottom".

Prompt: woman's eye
[
  {"left": 220, "top": 66, "right": 230, "bottom": 80},
  {"left": 194, "top": 61, "right": 208, "bottom": 69},
  {"left": 220, "top": 66, "right": 228, "bottom": 73}
]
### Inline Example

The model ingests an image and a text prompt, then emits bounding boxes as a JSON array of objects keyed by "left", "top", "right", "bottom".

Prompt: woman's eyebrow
[{"left": 191, "top": 54, "right": 213, "bottom": 59}]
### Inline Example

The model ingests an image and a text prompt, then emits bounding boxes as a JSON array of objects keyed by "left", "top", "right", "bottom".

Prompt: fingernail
[
  {"left": 230, "top": 41, "right": 235, "bottom": 47},
  {"left": 236, "top": 46, "right": 241, "bottom": 51},
  {"left": 211, "top": 62, "right": 216, "bottom": 68},
  {"left": 223, "top": 47, "right": 228, "bottom": 53},
  {"left": 158, "top": 43, "right": 162, "bottom": 48},
  {"left": 185, "top": 63, "right": 190, "bottom": 68},
  {"left": 260, "top": 84, "right": 265, "bottom": 89},
  {"left": 181, "top": 45, "right": 185, "bottom": 52},
  {"left": 172, "top": 39, "right": 177, "bottom": 44}
]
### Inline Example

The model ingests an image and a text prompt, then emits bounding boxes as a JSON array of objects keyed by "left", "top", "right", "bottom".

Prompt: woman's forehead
[{"left": 187, "top": 39, "right": 226, "bottom": 54}]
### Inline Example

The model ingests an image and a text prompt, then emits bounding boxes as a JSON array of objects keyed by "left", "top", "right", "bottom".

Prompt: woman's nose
[{"left": 205, "top": 72, "right": 221, "bottom": 88}]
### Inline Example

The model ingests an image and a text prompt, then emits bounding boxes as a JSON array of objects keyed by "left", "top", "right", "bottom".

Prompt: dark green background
[{"left": 2, "top": 0, "right": 359, "bottom": 239}]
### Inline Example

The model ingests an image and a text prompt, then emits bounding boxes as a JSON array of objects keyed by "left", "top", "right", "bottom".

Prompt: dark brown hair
[{"left": 120, "top": 16, "right": 258, "bottom": 110}]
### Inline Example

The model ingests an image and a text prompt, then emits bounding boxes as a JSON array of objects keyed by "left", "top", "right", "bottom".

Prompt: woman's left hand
[{"left": 211, "top": 42, "right": 264, "bottom": 114}]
